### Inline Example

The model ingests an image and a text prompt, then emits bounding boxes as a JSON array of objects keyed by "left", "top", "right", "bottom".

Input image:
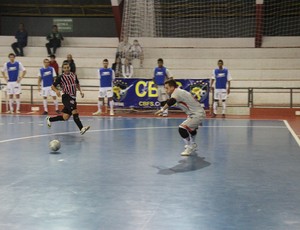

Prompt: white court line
[
  {"left": 0, "top": 125, "right": 285, "bottom": 144},
  {"left": 283, "top": 120, "right": 300, "bottom": 147}
]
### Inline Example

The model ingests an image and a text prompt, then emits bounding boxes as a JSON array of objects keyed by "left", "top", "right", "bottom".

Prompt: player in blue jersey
[
  {"left": 153, "top": 58, "right": 173, "bottom": 117},
  {"left": 1, "top": 53, "right": 26, "bottom": 113},
  {"left": 37, "top": 58, "right": 60, "bottom": 115},
  {"left": 93, "top": 59, "right": 115, "bottom": 116},
  {"left": 211, "top": 60, "right": 232, "bottom": 118}
]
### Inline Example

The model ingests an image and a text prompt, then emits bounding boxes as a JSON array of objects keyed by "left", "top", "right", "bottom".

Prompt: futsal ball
[{"left": 49, "top": 140, "right": 61, "bottom": 152}]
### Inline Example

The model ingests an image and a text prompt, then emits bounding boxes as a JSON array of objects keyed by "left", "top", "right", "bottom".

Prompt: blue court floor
[{"left": 0, "top": 115, "right": 299, "bottom": 230}]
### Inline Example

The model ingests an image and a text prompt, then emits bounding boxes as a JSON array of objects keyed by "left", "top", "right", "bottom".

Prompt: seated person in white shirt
[{"left": 122, "top": 58, "right": 134, "bottom": 78}]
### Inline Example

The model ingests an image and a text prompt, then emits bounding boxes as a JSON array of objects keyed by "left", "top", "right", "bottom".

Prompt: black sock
[
  {"left": 73, "top": 113, "right": 83, "bottom": 130},
  {"left": 49, "top": 116, "right": 64, "bottom": 122}
]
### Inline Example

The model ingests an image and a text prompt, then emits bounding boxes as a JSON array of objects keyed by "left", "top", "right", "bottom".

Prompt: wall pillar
[{"left": 255, "top": 0, "right": 264, "bottom": 48}]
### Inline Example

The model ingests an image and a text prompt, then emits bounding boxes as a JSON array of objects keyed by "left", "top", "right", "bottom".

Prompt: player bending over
[
  {"left": 155, "top": 79, "right": 205, "bottom": 156},
  {"left": 46, "top": 63, "right": 90, "bottom": 135}
]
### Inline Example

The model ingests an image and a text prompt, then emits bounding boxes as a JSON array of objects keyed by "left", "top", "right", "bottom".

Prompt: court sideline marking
[
  {"left": 0, "top": 125, "right": 287, "bottom": 144},
  {"left": 284, "top": 120, "right": 300, "bottom": 147}
]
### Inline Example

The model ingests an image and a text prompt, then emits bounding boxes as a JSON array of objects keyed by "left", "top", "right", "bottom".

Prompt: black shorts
[{"left": 61, "top": 94, "right": 77, "bottom": 115}]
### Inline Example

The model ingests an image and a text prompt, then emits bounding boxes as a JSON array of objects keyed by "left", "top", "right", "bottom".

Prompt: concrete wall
[{"left": 1, "top": 16, "right": 117, "bottom": 37}]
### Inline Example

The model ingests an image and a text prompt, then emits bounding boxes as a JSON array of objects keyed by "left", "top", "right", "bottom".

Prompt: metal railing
[{"left": 1, "top": 84, "right": 300, "bottom": 108}]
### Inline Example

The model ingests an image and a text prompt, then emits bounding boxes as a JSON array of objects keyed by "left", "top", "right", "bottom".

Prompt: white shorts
[
  {"left": 42, "top": 86, "right": 56, "bottom": 97},
  {"left": 7, "top": 82, "right": 21, "bottom": 95},
  {"left": 99, "top": 87, "right": 113, "bottom": 98},
  {"left": 157, "top": 85, "right": 169, "bottom": 102},
  {"left": 180, "top": 116, "right": 203, "bottom": 131},
  {"left": 214, "top": 89, "right": 227, "bottom": 100}
]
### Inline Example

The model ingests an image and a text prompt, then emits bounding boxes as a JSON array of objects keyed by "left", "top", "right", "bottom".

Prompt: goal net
[
  {"left": 264, "top": 0, "right": 300, "bottom": 36},
  {"left": 121, "top": 0, "right": 300, "bottom": 39},
  {"left": 121, "top": 0, "right": 256, "bottom": 38}
]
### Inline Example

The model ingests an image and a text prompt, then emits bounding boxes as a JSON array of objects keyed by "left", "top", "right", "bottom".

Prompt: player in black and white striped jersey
[{"left": 46, "top": 63, "right": 90, "bottom": 135}]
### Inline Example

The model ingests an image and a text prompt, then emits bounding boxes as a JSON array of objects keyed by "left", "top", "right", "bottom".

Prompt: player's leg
[
  {"left": 179, "top": 117, "right": 202, "bottom": 156},
  {"left": 14, "top": 82, "right": 21, "bottom": 113},
  {"left": 6, "top": 82, "right": 15, "bottom": 113},
  {"left": 157, "top": 86, "right": 168, "bottom": 116},
  {"left": 71, "top": 109, "right": 90, "bottom": 135},
  {"left": 50, "top": 88, "right": 60, "bottom": 113},
  {"left": 46, "top": 94, "right": 69, "bottom": 127},
  {"left": 42, "top": 96, "right": 48, "bottom": 115},
  {"left": 221, "top": 90, "right": 228, "bottom": 118},
  {"left": 107, "top": 88, "right": 114, "bottom": 116},
  {"left": 93, "top": 97, "right": 103, "bottom": 115},
  {"left": 212, "top": 89, "right": 219, "bottom": 117}
]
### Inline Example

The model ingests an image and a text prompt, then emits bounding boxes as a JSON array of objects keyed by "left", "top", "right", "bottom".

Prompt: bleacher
[{"left": 1, "top": 36, "right": 300, "bottom": 111}]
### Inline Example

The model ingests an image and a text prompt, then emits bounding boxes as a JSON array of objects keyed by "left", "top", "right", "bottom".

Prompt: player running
[
  {"left": 155, "top": 79, "right": 205, "bottom": 156},
  {"left": 46, "top": 63, "right": 90, "bottom": 135}
]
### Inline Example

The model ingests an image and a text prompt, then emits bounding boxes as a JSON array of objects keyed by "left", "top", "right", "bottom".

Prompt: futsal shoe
[
  {"left": 56, "top": 110, "right": 61, "bottom": 114},
  {"left": 80, "top": 126, "right": 90, "bottom": 135},
  {"left": 46, "top": 116, "right": 51, "bottom": 128},
  {"left": 110, "top": 110, "right": 114, "bottom": 116},
  {"left": 222, "top": 114, "right": 226, "bottom": 118},
  {"left": 181, "top": 143, "right": 197, "bottom": 156},
  {"left": 16, "top": 110, "right": 21, "bottom": 114},
  {"left": 92, "top": 110, "right": 101, "bottom": 115},
  {"left": 181, "top": 146, "right": 194, "bottom": 156},
  {"left": 6, "top": 110, "right": 12, "bottom": 114},
  {"left": 211, "top": 113, "right": 216, "bottom": 118},
  {"left": 42, "top": 111, "right": 48, "bottom": 115}
]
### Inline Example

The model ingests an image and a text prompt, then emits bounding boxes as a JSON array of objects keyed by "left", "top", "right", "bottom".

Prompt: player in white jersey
[{"left": 155, "top": 79, "right": 206, "bottom": 156}]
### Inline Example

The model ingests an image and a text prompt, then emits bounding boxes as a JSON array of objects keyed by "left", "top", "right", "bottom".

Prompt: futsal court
[{"left": 0, "top": 114, "right": 300, "bottom": 230}]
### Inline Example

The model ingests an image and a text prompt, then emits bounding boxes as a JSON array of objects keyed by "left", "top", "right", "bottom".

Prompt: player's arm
[
  {"left": 166, "top": 69, "right": 173, "bottom": 80},
  {"left": 51, "top": 75, "right": 61, "bottom": 97},
  {"left": 210, "top": 70, "right": 215, "bottom": 92},
  {"left": 75, "top": 75, "right": 84, "bottom": 98},
  {"left": 37, "top": 76, "right": 42, "bottom": 92},
  {"left": 227, "top": 71, "right": 232, "bottom": 95},
  {"left": 155, "top": 97, "right": 177, "bottom": 116},
  {"left": 152, "top": 69, "right": 157, "bottom": 87},
  {"left": 2, "top": 64, "right": 8, "bottom": 82},
  {"left": 17, "top": 63, "right": 26, "bottom": 83}
]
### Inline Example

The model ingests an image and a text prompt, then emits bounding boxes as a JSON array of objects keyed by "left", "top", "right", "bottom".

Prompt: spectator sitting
[
  {"left": 11, "top": 23, "right": 28, "bottom": 57},
  {"left": 122, "top": 58, "right": 134, "bottom": 78},
  {"left": 49, "top": 54, "right": 59, "bottom": 75},
  {"left": 62, "top": 54, "right": 76, "bottom": 73},
  {"left": 116, "top": 37, "right": 131, "bottom": 61},
  {"left": 46, "top": 25, "right": 64, "bottom": 56},
  {"left": 129, "top": 39, "right": 144, "bottom": 67},
  {"left": 112, "top": 56, "right": 122, "bottom": 78}
]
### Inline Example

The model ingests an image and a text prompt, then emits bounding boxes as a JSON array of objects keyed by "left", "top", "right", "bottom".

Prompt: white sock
[
  {"left": 183, "top": 138, "right": 190, "bottom": 146},
  {"left": 191, "top": 134, "right": 196, "bottom": 144},
  {"left": 16, "top": 99, "right": 20, "bottom": 111},
  {"left": 54, "top": 100, "right": 58, "bottom": 110},
  {"left": 109, "top": 100, "right": 114, "bottom": 111},
  {"left": 9, "top": 99, "right": 13, "bottom": 112},
  {"left": 98, "top": 101, "right": 103, "bottom": 111},
  {"left": 213, "top": 101, "right": 218, "bottom": 114},
  {"left": 222, "top": 101, "right": 226, "bottom": 114},
  {"left": 43, "top": 99, "right": 48, "bottom": 112}
]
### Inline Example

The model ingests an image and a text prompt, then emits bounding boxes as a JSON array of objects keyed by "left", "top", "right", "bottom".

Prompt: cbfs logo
[
  {"left": 113, "top": 80, "right": 132, "bottom": 102},
  {"left": 190, "top": 80, "right": 209, "bottom": 103}
]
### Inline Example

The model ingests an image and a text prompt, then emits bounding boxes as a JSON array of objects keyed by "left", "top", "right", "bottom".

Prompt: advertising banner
[{"left": 113, "top": 78, "right": 210, "bottom": 109}]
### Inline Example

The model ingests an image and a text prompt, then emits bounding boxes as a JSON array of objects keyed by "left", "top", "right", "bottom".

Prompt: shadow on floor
[{"left": 153, "top": 154, "right": 211, "bottom": 175}]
